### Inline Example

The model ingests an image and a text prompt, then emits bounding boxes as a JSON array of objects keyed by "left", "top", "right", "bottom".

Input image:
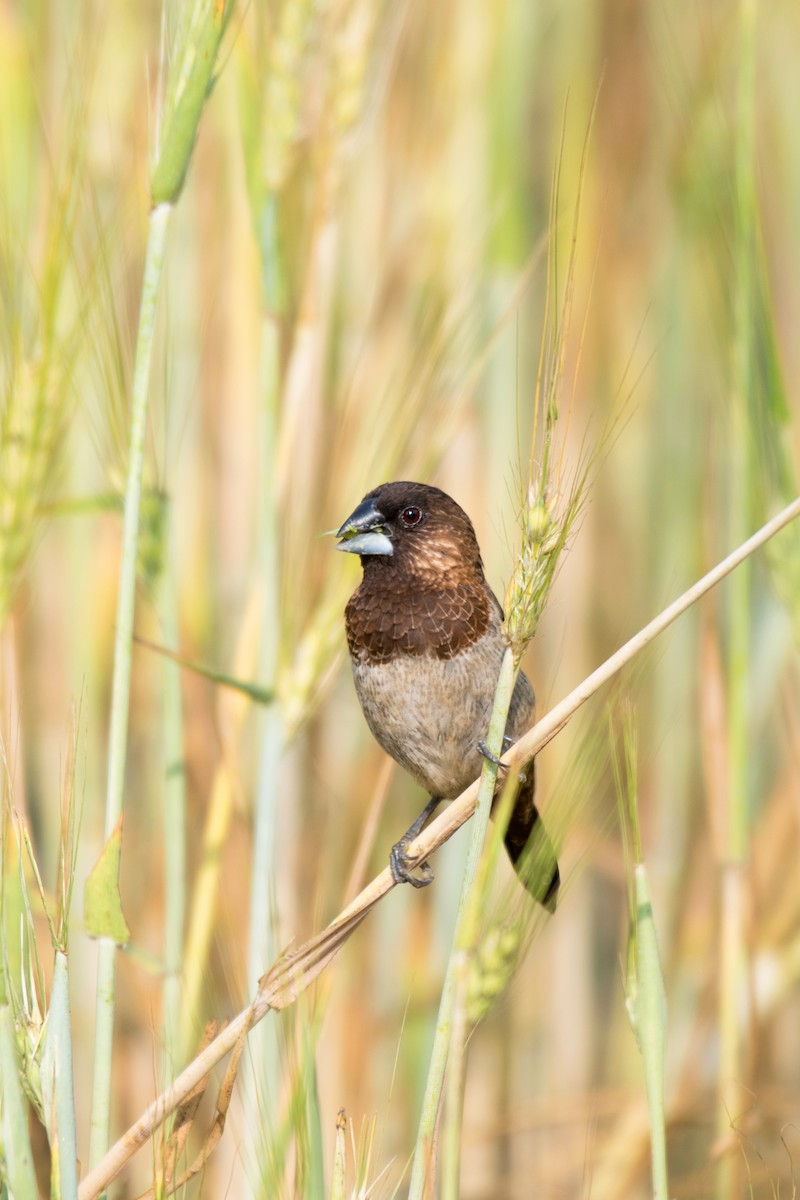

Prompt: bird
[{"left": 335, "top": 480, "right": 559, "bottom": 910}]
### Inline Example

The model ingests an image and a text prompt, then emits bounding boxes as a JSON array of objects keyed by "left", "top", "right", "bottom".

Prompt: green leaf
[
  {"left": 134, "top": 633, "right": 276, "bottom": 706},
  {"left": 84, "top": 821, "right": 130, "bottom": 944}
]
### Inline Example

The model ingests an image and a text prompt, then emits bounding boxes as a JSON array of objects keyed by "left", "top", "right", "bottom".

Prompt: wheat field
[{"left": 1, "top": 0, "right": 799, "bottom": 1197}]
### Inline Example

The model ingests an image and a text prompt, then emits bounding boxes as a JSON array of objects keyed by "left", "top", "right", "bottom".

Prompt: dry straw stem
[
  {"left": 137, "top": 1018, "right": 247, "bottom": 1200},
  {"left": 77, "top": 494, "right": 800, "bottom": 1199}
]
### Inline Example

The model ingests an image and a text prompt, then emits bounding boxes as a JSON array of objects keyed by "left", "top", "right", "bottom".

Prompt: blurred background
[{"left": 2, "top": 0, "right": 800, "bottom": 1196}]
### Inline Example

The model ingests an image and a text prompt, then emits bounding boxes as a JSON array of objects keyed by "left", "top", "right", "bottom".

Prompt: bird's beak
[{"left": 336, "top": 499, "right": 394, "bottom": 556}]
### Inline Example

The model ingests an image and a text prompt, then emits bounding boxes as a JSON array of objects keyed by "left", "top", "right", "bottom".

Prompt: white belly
[{"left": 351, "top": 634, "right": 533, "bottom": 798}]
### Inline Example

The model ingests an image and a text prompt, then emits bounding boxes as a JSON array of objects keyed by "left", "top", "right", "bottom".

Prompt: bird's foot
[
  {"left": 389, "top": 795, "right": 441, "bottom": 888},
  {"left": 477, "top": 738, "right": 526, "bottom": 783},
  {"left": 477, "top": 738, "right": 503, "bottom": 766},
  {"left": 390, "top": 837, "right": 434, "bottom": 888}
]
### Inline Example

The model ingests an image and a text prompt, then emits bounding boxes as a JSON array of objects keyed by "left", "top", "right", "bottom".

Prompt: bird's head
[{"left": 336, "top": 481, "right": 483, "bottom": 582}]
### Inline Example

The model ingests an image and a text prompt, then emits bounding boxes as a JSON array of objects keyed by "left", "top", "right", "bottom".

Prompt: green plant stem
[
  {"left": 88, "top": 200, "right": 171, "bottom": 1169},
  {"left": 161, "top": 538, "right": 186, "bottom": 1083},
  {"left": 303, "top": 1020, "right": 325, "bottom": 1200},
  {"left": 248, "top": 314, "right": 282, "bottom": 994},
  {"left": 440, "top": 968, "right": 469, "bottom": 1200},
  {"left": 409, "top": 648, "right": 516, "bottom": 1200},
  {"left": 615, "top": 715, "right": 668, "bottom": 1200},
  {"left": 632, "top": 864, "right": 668, "bottom": 1200},
  {"left": 719, "top": 864, "right": 746, "bottom": 1167},
  {"left": 440, "top": 767, "right": 522, "bottom": 1200},
  {"left": 180, "top": 764, "right": 235, "bottom": 1059},
  {"left": 728, "top": 0, "right": 756, "bottom": 870},
  {"left": 718, "top": 1, "right": 756, "bottom": 1191},
  {"left": 242, "top": 300, "right": 285, "bottom": 1200}
]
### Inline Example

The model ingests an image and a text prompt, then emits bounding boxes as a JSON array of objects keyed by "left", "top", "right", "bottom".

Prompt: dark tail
[{"left": 498, "top": 763, "right": 560, "bottom": 912}]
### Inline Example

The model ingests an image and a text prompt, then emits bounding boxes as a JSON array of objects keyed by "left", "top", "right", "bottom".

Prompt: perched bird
[{"left": 336, "top": 480, "right": 559, "bottom": 909}]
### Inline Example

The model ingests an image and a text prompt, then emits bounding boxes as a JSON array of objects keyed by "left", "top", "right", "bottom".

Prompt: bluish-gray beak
[{"left": 336, "top": 498, "right": 394, "bottom": 556}]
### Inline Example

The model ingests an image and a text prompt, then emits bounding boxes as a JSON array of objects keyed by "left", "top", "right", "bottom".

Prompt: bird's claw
[
  {"left": 477, "top": 738, "right": 503, "bottom": 767},
  {"left": 477, "top": 738, "right": 526, "bottom": 783},
  {"left": 390, "top": 838, "right": 434, "bottom": 888}
]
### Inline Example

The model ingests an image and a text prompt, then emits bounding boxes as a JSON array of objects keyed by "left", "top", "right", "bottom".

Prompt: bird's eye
[{"left": 401, "top": 506, "right": 422, "bottom": 526}]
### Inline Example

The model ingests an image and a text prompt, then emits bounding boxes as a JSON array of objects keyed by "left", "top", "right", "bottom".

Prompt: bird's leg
[
  {"left": 390, "top": 795, "right": 441, "bottom": 888},
  {"left": 477, "top": 737, "right": 527, "bottom": 783}
]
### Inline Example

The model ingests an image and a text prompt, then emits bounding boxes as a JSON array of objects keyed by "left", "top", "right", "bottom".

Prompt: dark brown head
[
  {"left": 336, "top": 482, "right": 498, "bottom": 661},
  {"left": 336, "top": 481, "right": 485, "bottom": 585}
]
